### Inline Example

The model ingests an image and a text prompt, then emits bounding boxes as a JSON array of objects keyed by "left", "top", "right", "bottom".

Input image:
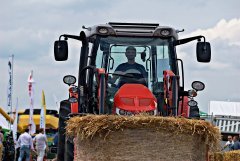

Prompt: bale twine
[
  {"left": 66, "top": 115, "right": 221, "bottom": 161},
  {"left": 209, "top": 150, "right": 240, "bottom": 161}
]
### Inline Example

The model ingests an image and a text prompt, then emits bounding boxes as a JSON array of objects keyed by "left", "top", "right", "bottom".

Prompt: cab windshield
[{"left": 95, "top": 36, "right": 172, "bottom": 90}]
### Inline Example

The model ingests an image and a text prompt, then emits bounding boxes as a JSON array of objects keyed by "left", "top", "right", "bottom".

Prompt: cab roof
[{"left": 84, "top": 22, "right": 179, "bottom": 39}]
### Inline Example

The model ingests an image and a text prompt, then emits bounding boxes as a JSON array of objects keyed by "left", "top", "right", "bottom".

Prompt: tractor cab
[
  {"left": 54, "top": 22, "right": 211, "bottom": 118},
  {"left": 94, "top": 36, "right": 170, "bottom": 115}
]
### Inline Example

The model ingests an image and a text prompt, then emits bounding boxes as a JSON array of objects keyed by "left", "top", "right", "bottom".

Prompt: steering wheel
[{"left": 118, "top": 72, "right": 147, "bottom": 87}]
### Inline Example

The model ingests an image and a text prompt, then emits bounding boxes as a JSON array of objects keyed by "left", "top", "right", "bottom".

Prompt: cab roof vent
[{"left": 108, "top": 22, "right": 159, "bottom": 34}]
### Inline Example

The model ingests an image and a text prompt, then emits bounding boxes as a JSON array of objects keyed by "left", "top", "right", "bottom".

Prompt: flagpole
[
  {"left": 28, "top": 70, "right": 36, "bottom": 135},
  {"left": 40, "top": 90, "right": 46, "bottom": 134},
  {"left": 7, "top": 54, "right": 14, "bottom": 129},
  {"left": 13, "top": 97, "right": 19, "bottom": 161},
  {"left": 11, "top": 54, "right": 14, "bottom": 120}
]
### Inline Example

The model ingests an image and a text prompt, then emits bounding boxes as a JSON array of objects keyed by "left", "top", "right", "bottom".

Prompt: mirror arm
[
  {"left": 174, "top": 35, "right": 206, "bottom": 46},
  {"left": 179, "top": 90, "right": 189, "bottom": 96},
  {"left": 59, "top": 34, "right": 82, "bottom": 41}
]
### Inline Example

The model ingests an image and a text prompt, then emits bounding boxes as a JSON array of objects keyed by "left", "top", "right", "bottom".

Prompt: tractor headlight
[
  {"left": 116, "top": 107, "right": 133, "bottom": 116},
  {"left": 126, "top": 111, "right": 133, "bottom": 116},
  {"left": 119, "top": 109, "right": 125, "bottom": 115},
  {"left": 188, "top": 89, "right": 197, "bottom": 97},
  {"left": 69, "top": 97, "right": 78, "bottom": 103},
  {"left": 98, "top": 27, "right": 108, "bottom": 34},
  {"left": 160, "top": 29, "right": 171, "bottom": 36},
  {"left": 69, "top": 85, "right": 78, "bottom": 93},
  {"left": 188, "top": 100, "right": 198, "bottom": 107},
  {"left": 116, "top": 107, "right": 125, "bottom": 115},
  {"left": 192, "top": 81, "right": 205, "bottom": 91},
  {"left": 63, "top": 75, "right": 76, "bottom": 85}
]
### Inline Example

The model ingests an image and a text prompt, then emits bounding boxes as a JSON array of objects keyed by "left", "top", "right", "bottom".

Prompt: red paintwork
[
  {"left": 69, "top": 86, "right": 79, "bottom": 113},
  {"left": 163, "top": 70, "right": 189, "bottom": 117},
  {"left": 97, "top": 68, "right": 106, "bottom": 74},
  {"left": 97, "top": 68, "right": 107, "bottom": 112},
  {"left": 178, "top": 96, "right": 189, "bottom": 117},
  {"left": 163, "top": 70, "right": 176, "bottom": 115},
  {"left": 113, "top": 84, "right": 157, "bottom": 113}
]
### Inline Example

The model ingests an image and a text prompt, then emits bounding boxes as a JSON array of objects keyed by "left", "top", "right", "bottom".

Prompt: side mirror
[
  {"left": 196, "top": 42, "right": 211, "bottom": 62},
  {"left": 54, "top": 40, "right": 68, "bottom": 61}
]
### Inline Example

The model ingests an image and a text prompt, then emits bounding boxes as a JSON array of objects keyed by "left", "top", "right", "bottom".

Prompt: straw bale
[
  {"left": 224, "top": 150, "right": 240, "bottom": 161},
  {"left": 209, "top": 152, "right": 223, "bottom": 161},
  {"left": 210, "top": 150, "right": 240, "bottom": 161},
  {"left": 66, "top": 115, "right": 221, "bottom": 161}
]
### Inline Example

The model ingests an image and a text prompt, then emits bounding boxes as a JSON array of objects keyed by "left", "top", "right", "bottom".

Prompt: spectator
[
  {"left": 17, "top": 128, "right": 34, "bottom": 161},
  {"left": 33, "top": 128, "right": 48, "bottom": 161},
  {"left": 3, "top": 131, "right": 15, "bottom": 161},
  {"left": 0, "top": 126, "right": 4, "bottom": 161},
  {"left": 231, "top": 136, "right": 240, "bottom": 150},
  {"left": 223, "top": 135, "right": 234, "bottom": 151}
]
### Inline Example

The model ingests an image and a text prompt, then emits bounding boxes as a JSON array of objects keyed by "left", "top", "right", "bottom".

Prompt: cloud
[
  {"left": 178, "top": 18, "right": 240, "bottom": 69},
  {"left": 188, "top": 18, "right": 240, "bottom": 45},
  {"left": 177, "top": 18, "right": 240, "bottom": 112}
]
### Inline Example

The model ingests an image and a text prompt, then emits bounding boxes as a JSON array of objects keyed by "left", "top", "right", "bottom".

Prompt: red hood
[{"left": 114, "top": 84, "right": 157, "bottom": 112}]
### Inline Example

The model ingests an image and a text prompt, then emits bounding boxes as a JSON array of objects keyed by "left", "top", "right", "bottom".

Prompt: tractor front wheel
[
  {"left": 189, "top": 106, "right": 200, "bottom": 119},
  {"left": 65, "top": 137, "right": 74, "bottom": 161},
  {"left": 57, "top": 100, "right": 73, "bottom": 161}
]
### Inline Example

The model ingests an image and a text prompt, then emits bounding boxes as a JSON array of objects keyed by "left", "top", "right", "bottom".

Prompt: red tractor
[{"left": 54, "top": 22, "right": 211, "bottom": 161}]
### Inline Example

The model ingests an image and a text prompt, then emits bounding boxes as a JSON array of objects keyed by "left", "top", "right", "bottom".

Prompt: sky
[{"left": 0, "top": 0, "right": 240, "bottom": 115}]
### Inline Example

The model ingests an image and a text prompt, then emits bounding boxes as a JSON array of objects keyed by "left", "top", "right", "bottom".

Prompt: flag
[
  {"left": 40, "top": 90, "right": 46, "bottom": 133},
  {"left": 12, "top": 98, "right": 19, "bottom": 149},
  {"left": 7, "top": 55, "right": 13, "bottom": 118},
  {"left": 28, "top": 70, "right": 36, "bottom": 135}
]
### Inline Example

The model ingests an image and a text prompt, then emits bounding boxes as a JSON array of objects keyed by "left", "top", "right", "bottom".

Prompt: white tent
[{"left": 209, "top": 101, "right": 240, "bottom": 116}]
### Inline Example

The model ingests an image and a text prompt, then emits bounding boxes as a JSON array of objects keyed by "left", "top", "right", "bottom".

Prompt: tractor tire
[
  {"left": 189, "top": 106, "right": 200, "bottom": 119},
  {"left": 65, "top": 137, "right": 74, "bottom": 161},
  {"left": 57, "top": 100, "right": 71, "bottom": 161}
]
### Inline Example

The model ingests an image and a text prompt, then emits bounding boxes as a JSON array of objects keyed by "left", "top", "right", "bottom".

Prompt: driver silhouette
[{"left": 110, "top": 46, "right": 147, "bottom": 87}]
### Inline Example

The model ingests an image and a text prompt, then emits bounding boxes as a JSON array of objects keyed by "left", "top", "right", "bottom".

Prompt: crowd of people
[
  {"left": 0, "top": 126, "right": 55, "bottom": 161},
  {"left": 223, "top": 135, "right": 240, "bottom": 151},
  {"left": 17, "top": 128, "right": 49, "bottom": 161},
  {"left": 0, "top": 126, "right": 15, "bottom": 161}
]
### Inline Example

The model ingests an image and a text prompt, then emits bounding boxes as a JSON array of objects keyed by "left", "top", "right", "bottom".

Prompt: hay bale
[
  {"left": 66, "top": 115, "right": 221, "bottom": 161},
  {"left": 210, "top": 150, "right": 240, "bottom": 161},
  {"left": 223, "top": 150, "right": 240, "bottom": 161},
  {"left": 209, "top": 152, "right": 223, "bottom": 161}
]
